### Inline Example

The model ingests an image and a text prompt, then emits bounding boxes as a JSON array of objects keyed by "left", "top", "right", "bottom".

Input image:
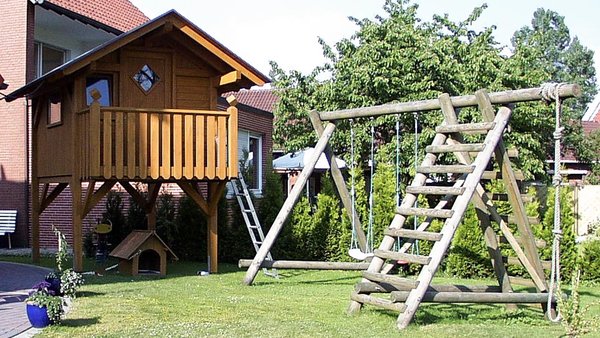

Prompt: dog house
[{"left": 110, "top": 230, "right": 178, "bottom": 276}]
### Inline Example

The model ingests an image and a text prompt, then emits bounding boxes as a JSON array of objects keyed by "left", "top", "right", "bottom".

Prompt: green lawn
[{"left": 3, "top": 257, "right": 600, "bottom": 337}]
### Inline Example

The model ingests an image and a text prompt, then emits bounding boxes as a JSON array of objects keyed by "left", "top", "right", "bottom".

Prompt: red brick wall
[{"left": 0, "top": 1, "right": 35, "bottom": 247}]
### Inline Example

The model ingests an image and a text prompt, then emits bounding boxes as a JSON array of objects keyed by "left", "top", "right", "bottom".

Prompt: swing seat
[{"left": 349, "top": 248, "right": 374, "bottom": 261}]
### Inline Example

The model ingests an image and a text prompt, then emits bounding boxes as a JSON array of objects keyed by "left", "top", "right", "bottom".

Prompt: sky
[{"left": 130, "top": 0, "right": 599, "bottom": 86}]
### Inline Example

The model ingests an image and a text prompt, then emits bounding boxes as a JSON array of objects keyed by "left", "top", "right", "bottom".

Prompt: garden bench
[{"left": 0, "top": 210, "right": 17, "bottom": 249}]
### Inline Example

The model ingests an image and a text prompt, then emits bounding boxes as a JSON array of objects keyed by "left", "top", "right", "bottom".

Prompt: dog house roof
[{"left": 110, "top": 230, "right": 178, "bottom": 261}]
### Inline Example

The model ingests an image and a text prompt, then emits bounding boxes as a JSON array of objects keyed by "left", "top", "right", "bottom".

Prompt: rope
[
  {"left": 541, "top": 82, "right": 567, "bottom": 322},
  {"left": 395, "top": 115, "right": 402, "bottom": 251},
  {"left": 413, "top": 112, "right": 420, "bottom": 255},
  {"left": 367, "top": 118, "right": 375, "bottom": 253},
  {"left": 349, "top": 119, "right": 358, "bottom": 251}
]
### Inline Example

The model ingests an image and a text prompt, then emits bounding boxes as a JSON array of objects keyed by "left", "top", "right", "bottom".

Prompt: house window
[
  {"left": 86, "top": 76, "right": 112, "bottom": 106},
  {"left": 238, "top": 130, "right": 263, "bottom": 192},
  {"left": 47, "top": 97, "right": 61, "bottom": 126},
  {"left": 34, "top": 42, "right": 68, "bottom": 78}
]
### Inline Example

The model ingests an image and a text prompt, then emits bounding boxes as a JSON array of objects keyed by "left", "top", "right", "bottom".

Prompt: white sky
[{"left": 130, "top": 0, "right": 599, "bottom": 85}]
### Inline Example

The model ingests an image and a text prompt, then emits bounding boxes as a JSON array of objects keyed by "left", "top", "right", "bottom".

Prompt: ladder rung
[
  {"left": 350, "top": 293, "right": 406, "bottom": 312},
  {"left": 482, "top": 170, "right": 525, "bottom": 181},
  {"left": 396, "top": 207, "right": 454, "bottom": 218},
  {"left": 425, "top": 143, "right": 485, "bottom": 153},
  {"left": 384, "top": 228, "right": 443, "bottom": 241},
  {"left": 243, "top": 209, "right": 253, "bottom": 213},
  {"left": 362, "top": 271, "right": 419, "bottom": 289},
  {"left": 417, "top": 165, "right": 474, "bottom": 174},
  {"left": 406, "top": 186, "right": 465, "bottom": 196},
  {"left": 374, "top": 249, "right": 431, "bottom": 265},
  {"left": 436, "top": 122, "right": 496, "bottom": 134}
]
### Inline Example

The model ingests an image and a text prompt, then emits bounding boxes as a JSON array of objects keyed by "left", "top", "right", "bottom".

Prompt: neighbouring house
[
  {"left": 0, "top": 0, "right": 148, "bottom": 249},
  {"left": 1, "top": 1, "right": 275, "bottom": 273}
]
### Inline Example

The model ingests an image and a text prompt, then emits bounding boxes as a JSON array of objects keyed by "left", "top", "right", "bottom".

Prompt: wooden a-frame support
[{"left": 241, "top": 84, "right": 579, "bottom": 330}]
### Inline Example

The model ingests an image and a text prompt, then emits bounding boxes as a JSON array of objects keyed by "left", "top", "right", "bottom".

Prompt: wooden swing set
[{"left": 240, "top": 83, "right": 580, "bottom": 330}]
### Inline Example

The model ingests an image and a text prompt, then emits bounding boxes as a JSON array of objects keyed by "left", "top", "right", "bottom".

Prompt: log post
[
  {"left": 243, "top": 122, "right": 337, "bottom": 285},
  {"left": 226, "top": 96, "right": 238, "bottom": 178},
  {"left": 31, "top": 178, "right": 40, "bottom": 263}
]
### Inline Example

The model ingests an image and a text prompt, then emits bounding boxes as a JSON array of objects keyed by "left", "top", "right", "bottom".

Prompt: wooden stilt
[
  {"left": 207, "top": 181, "right": 226, "bottom": 273},
  {"left": 71, "top": 178, "right": 83, "bottom": 272}
]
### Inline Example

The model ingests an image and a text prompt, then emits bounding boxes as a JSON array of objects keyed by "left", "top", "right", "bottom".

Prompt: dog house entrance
[{"left": 138, "top": 249, "right": 161, "bottom": 274}]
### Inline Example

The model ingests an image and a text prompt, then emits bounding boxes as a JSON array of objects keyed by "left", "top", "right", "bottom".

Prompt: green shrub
[
  {"left": 102, "top": 191, "right": 127, "bottom": 248},
  {"left": 445, "top": 205, "right": 494, "bottom": 278},
  {"left": 579, "top": 239, "right": 600, "bottom": 283},
  {"left": 173, "top": 195, "right": 206, "bottom": 261},
  {"left": 156, "top": 191, "right": 177, "bottom": 249}
]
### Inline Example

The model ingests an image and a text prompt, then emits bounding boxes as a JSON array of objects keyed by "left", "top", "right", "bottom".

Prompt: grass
[{"left": 2, "top": 256, "right": 600, "bottom": 337}]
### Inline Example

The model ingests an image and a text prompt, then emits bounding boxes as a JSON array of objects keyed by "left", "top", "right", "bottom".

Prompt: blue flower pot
[{"left": 26, "top": 303, "right": 53, "bottom": 328}]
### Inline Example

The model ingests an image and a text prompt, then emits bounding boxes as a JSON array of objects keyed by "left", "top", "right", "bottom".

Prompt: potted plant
[{"left": 25, "top": 281, "right": 63, "bottom": 328}]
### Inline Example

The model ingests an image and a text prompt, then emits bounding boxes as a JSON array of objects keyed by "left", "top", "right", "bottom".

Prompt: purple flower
[{"left": 30, "top": 281, "right": 57, "bottom": 296}]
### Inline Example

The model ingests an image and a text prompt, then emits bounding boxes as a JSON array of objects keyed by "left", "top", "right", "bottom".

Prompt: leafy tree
[
  {"left": 271, "top": 1, "right": 596, "bottom": 182},
  {"left": 102, "top": 191, "right": 127, "bottom": 248}
]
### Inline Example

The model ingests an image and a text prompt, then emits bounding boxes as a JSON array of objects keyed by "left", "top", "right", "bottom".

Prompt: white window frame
[
  {"left": 34, "top": 41, "right": 69, "bottom": 78},
  {"left": 236, "top": 129, "right": 263, "bottom": 196}
]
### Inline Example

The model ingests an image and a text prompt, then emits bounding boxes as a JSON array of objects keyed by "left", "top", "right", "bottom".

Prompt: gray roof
[{"left": 273, "top": 148, "right": 346, "bottom": 171}]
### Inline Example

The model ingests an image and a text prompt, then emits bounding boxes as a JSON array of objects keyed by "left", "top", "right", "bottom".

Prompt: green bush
[
  {"left": 445, "top": 205, "right": 494, "bottom": 278},
  {"left": 173, "top": 195, "right": 206, "bottom": 261},
  {"left": 579, "top": 239, "right": 600, "bottom": 283},
  {"left": 102, "top": 191, "right": 127, "bottom": 248},
  {"left": 156, "top": 191, "right": 177, "bottom": 249}
]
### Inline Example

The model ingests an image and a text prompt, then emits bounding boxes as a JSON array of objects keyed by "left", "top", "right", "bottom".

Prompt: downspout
[{"left": 25, "top": 97, "right": 31, "bottom": 247}]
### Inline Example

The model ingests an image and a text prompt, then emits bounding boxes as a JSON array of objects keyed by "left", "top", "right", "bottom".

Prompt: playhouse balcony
[{"left": 76, "top": 102, "right": 238, "bottom": 181}]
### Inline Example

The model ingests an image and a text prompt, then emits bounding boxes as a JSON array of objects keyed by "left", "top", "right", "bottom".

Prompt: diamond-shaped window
[{"left": 132, "top": 64, "right": 160, "bottom": 93}]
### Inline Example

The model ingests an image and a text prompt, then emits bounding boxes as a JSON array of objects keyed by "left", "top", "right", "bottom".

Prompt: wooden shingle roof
[{"left": 110, "top": 230, "right": 178, "bottom": 260}]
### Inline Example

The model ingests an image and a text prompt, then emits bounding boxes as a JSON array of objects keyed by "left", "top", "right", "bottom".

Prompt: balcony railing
[{"left": 76, "top": 100, "right": 238, "bottom": 181}]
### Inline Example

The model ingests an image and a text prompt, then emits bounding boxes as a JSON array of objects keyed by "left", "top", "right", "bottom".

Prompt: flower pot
[{"left": 26, "top": 303, "right": 53, "bottom": 328}]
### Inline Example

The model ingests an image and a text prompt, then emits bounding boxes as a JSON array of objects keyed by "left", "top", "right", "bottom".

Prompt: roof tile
[
  {"left": 46, "top": 0, "right": 148, "bottom": 32},
  {"left": 222, "top": 88, "right": 279, "bottom": 113}
]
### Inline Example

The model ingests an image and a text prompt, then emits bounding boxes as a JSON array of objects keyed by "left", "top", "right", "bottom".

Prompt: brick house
[{"left": 0, "top": 0, "right": 274, "bottom": 258}]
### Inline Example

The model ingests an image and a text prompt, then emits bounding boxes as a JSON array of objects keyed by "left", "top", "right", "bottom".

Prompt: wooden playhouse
[{"left": 7, "top": 10, "right": 269, "bottom": 272}]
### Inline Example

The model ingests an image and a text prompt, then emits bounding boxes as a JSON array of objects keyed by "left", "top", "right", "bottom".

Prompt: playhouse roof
[
  {"left": 110, "top": 230, "right": 178, "bottom": 260},
  {"left": 7, "top": 10, "right": 270, "bottom": 101},
  {"left": 37, "top": 0, "right": 149, "bottom": 33}
]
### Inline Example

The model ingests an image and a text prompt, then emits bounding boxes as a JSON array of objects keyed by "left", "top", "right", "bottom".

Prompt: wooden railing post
[
  {"left": 89, "top": 90, "right": 102, "bottom": 177},
  {"left": 226, "top": 95, "right": 238, "bottom": 178}
]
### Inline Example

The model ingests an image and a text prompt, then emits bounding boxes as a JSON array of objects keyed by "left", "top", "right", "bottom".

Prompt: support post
[
  {"left": 207, "top": 181, "right": 226, "bottom": 273},
  {"left": 71, "top": 178, "right": 83, "bottom": 271},
  {"left": 308, "top": 111, "right": 367, "bottom": 252},
  {"left": 243, "top": 122, "right": 337, "bottom": 285}
]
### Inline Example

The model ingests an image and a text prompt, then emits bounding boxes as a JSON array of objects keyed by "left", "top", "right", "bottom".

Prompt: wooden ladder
[{"left": 349, "top": 91, "right": 551, "bottom": 330}]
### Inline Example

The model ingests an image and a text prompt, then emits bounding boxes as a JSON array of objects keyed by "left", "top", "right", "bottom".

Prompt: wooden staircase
[{"left": 348, "top": 91, "right": 555, "bottom": 330}]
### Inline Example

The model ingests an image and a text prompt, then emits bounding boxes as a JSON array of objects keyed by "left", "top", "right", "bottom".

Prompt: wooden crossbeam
[
  {"left": 391, "top": 291, "right": 562, "bottom": 303},
  {"left": 82, "top": 180, "right": 116, "bottom": 217},
  {"left": 40, "top": 183, "right": 68, "bottom": 213},
  {"left": 177, "top": 181, "right": 209, "bottom": 215}
]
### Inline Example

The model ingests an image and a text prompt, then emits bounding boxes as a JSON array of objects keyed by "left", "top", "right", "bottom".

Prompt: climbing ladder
[
  {"left": 229, "top": 175, "right": 278, "bottom": 278},
  {"left": 348, "top": 90, "right": 555, "bottom": 330}
]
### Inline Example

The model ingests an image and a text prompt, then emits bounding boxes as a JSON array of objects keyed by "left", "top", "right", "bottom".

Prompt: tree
[{"left": 270, "top": 1, "right": 596, "bottom": 182}]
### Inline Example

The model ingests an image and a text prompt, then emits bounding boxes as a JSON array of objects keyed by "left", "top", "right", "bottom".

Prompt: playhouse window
[
  {"left": 47, "top": 97, "right": 61, "bottom": 126},
  {"left": 132, "top": 64, "right": 160, "bottom": 93},
  {"left": 86, "top": 76, "right": 112, "bottom": 106}
]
